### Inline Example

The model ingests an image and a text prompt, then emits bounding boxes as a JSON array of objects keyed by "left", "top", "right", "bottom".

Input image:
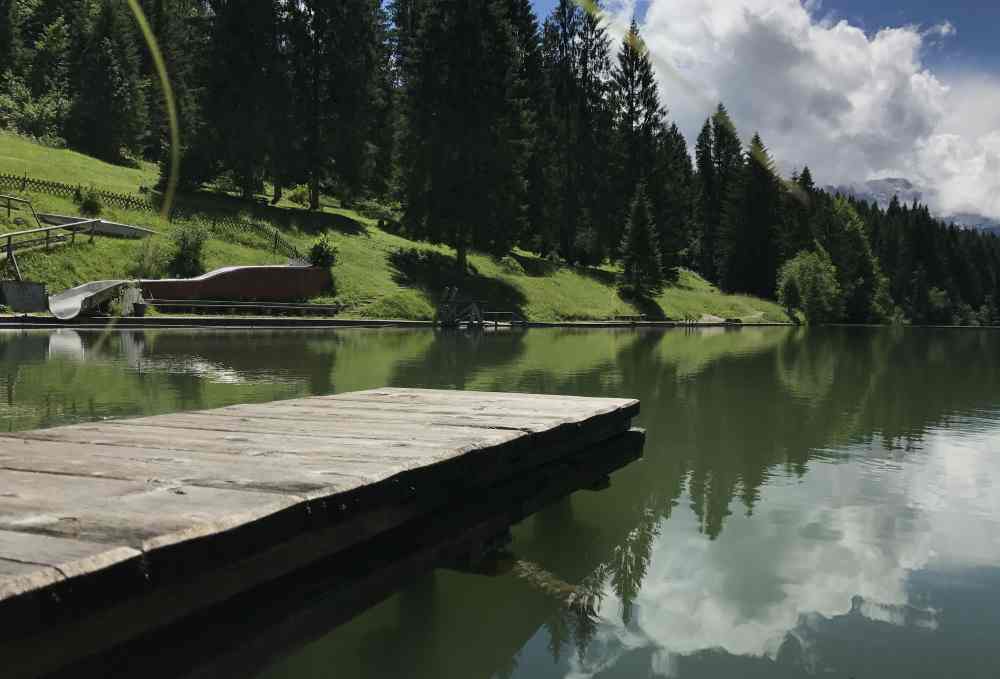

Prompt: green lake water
[{"left": 2, "top": 326, "right": 999, "bottom": 678}]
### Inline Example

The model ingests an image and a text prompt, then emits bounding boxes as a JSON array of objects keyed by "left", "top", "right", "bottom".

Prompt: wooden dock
[{"left": 0, "top": 388, "right": 641, "bottom": 677}]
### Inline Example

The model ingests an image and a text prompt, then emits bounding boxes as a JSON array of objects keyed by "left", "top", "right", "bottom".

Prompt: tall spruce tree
[
  {"left": 0, "top": 0, "right": 20, "bottom": 75},
  {"left": 693, "top": 118, "right": 717, "bottom": 280},
  {"left": 710, "top": 103, "right": 743, "bottom": 283},
  {"left": 401, "top": 0, "right": 528, "bottom": 272},
  {"left": 368, "top": 1, "right": 396, "bottom": 198},
  {"left": 146, "top": 0, "right": 214, "bottom": 190},
  {"left": 648, "top": 122, "right": 693, "bottom": 282},
  {"left": 200, "top": 1, "right": 284, "bottom": 198},
  {"left": 540, "top": 0, "right": 580, "bottom": 258},
  {"left": 575, "top": 0, "right": 614, "bottom": 261},
  {"left": 508, "top": 0, "right": 545, "bottom": 251},
  {"left": 620, "top": 182, "right": 663, "bottom": 297},
  {"left": 611, "top": 19, "right": 663, "bottom": 249},
  {"left": 286, "top": 0, "right": 381, "bottom": 209},
  {"left": 70, "top": 0, "right": 148, "bottom": 161},
  {"left": 720, "top": 133, "right": 782, "bottom": 297}
]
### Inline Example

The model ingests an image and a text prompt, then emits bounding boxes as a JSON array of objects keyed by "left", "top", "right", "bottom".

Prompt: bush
[
  {"left": 288, "top": 185, "right": 310, "bottom": 207},
  {"left": 127, "top": 238, "right": 168, "bottom": 279},
  {"left": 0, "top": 72, "right": 71, "bottom": 143},
  {"left": 499, "top": 255, "right": 525, "bottom": 275},
  {"left": 308, "top": 235, "right": 338, "bottom": 268},
  {"left": 573, "top": 224, "right": 603, "bottom": 266},
  {"left": 214, "top": 171, "right": 240, "bottom": 195},
  {"left": 75, "top": 186, "right": 104, "bottom": 216},
  {"left": 545, "top": 251, "right": 567, "bottom": 268},
  {"left": 777, "top": 247, "right": 842, "bottom": 324},
  {"left": 167, "top": 224, "right": 208, "bottom": 278}
]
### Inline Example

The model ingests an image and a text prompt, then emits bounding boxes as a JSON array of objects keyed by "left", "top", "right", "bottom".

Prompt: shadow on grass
[
  {"left": 509, "top": 253, "right": 558, "bottom": 277},
  {"left": 509, "top": 253, "right": 621, "bottom": 291},
  {"left": 390, "top": 248, "right": 527, "bottom": 314},
  {"left": 573, "top": 265, "right": 618, "bottom": 287},
  {"left": 166, "top": 190, "right": 368, "bottom": 236},
  {"left": 618, "top": 287, "right": 668, "bottom": 320}
]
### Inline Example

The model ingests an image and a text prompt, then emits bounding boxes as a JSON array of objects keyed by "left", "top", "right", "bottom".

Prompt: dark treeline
[{"left": 1, "top": 0, "right": 998, "bottom": 323}]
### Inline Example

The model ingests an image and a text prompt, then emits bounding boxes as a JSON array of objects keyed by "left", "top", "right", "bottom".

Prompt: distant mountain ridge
[
  {"left": 824, "top": 177, "right": 1000, "bottom": 234},
  {"left": 825, "top": 177, "right": 924, "bottom": 209}
]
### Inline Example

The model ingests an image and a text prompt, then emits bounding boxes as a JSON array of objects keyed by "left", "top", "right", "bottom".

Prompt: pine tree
[
  {"left": 711, "top": 103, "right": 744, "bottom": 284},
  {"left": 143, "top": 0, "right": 211, "bottom": 188},
  {"left": 620, "top": 182, "right": 663, "bottom": 297},
  {"left": 330, "top": 0, "right": 381, "bottom": 202},
  {"left": 693, "top": 118, "right": 716, "bottom": 280},
  {"left": 816, "top": 198, "right": 891, "bottom": 322},
  {"left": 797, "top": 166, "right": 814, "bottom": 192},
  {"left": 611, "top": 19, "right": 663, "bottom": 248},
  {"left": 368, "top": 1, "right": 396, "bottom": 198},
  {"left": 721, "top": 133, "right": 782, "bottom": 297},
  {"left": 285, "top": 0, "right": 382, "bottom": 209},
  {"left": 648, "top": 121, "right": 693, "bottom": 282},
  {"left": 508, "top": 0, "right": 545, "bottom": 252},
  {"left": 199, "top": 1, "right": 285, "bottom": 198},
  {"left": 0, "top": 0, "right": 20, "bottom": 75},
  {"left": 70, "top": 0, "right": 148, "bottom": 161},
  {"left": 576, "top": 0, "right": 615, "bottom": 260},
  {"left": 779, "top": 163, "right": 816, "bottom": 262},
  {"left": 401, "top": 0, "right": 528, "bottom": 272},
  {"left": 540, "top": 0, "right": 580, "bottom": 258}
]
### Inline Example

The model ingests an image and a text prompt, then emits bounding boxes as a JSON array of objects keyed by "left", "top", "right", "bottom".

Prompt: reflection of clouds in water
[{"left": 564, "top": 426, "right": 1000, "bottom": 677}]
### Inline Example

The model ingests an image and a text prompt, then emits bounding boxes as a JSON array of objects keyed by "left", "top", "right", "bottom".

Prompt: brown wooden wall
[{"left": 141, "top": 266, "right": 332, "bottom": 302}]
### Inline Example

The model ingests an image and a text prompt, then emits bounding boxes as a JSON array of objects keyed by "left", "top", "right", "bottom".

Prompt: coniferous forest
[{"left": 1, "top": 0, "right": 998, "bottom": 325}]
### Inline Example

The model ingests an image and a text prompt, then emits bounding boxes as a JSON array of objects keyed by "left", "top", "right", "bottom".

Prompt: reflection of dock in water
[{"left": 0, "top": 388, "right": 643, "bottom": 677}]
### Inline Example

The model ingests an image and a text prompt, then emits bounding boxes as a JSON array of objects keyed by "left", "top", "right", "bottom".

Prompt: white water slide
[{"left": 48, "top": 280, "right": 129, "bottom": 320}]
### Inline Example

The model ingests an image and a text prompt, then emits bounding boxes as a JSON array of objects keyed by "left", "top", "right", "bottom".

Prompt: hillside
[{"left": 0, "top": 133, "right": 789, "bottom": 323}]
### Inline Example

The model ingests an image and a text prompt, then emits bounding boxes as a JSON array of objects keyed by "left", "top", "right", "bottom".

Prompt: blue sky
[{"left": 530, "top": 0, "right": 1000, "bottom": 71}]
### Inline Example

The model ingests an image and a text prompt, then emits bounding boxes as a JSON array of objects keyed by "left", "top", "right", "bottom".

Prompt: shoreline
[{"left": 0, "top": 314, "right": 794, "bottom": 330}]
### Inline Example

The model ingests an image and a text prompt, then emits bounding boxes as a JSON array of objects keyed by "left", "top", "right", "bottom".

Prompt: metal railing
[{"left": 1, "top": 194, "right": 42, "bottom": 227}]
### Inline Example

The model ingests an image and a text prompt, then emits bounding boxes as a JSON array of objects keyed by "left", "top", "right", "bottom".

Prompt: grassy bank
[{"left": 0, "top": 133, "right": 789, "bottom": 322}]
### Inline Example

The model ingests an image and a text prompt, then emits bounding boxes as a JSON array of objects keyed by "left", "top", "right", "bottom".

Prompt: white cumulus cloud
[{"left": 606, "top": 0, "right": 1000, "bottom": 219}]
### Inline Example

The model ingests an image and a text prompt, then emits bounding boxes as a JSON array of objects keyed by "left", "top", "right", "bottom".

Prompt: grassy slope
[{"left": 0, "top": 133, "right": 789, "bottom": 322}]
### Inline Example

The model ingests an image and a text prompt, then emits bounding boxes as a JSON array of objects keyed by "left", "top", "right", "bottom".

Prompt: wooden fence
[
  {"left": 0, "top": 172, "right": 154, "bottom": 212},
  {"left": 0, "top": 172, "right": 304, "bottom": 261}
]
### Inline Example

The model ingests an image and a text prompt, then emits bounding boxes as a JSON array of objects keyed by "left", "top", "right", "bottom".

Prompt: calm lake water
[{"left": 3, "top": 326, "right": 1000, "bottom": 678}]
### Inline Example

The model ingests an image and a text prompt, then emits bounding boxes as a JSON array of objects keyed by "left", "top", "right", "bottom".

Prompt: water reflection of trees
[
  {"left": 499, "top": 327, "right": 1000, "bottom": 670},
  {"left": 0, "top": 330, "right": 348, "bottom": 430},
  {"left": 6, "top": 326, "right": 999, "bottom": 677}
]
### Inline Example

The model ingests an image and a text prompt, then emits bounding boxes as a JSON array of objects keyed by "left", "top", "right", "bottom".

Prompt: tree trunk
[
  {"left": 456, "top": 241, "right": 468, "bottom": 276},
  {"left": 309, "top": 175, "right": 320, "bottom": 211}
]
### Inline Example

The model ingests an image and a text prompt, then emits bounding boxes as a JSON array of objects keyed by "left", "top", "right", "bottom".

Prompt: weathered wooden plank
[
  {"left": 0, "top": 469, "right": 298, "bottom": 549},
  {"left": 0, "top": 439, "right": 379, "bottom": 496},
  {"left": 41, "top": 429, "right": 646, "bottom": 679},
  {"left": 0, "top": 560, "right": 64, "bottom": 602},
  {"left": 105, "top": 412, "right": 526, "bottom": 443},
  {"left": 0, "top": 387, "right": 641, "bottom": 678},
  {"left": 202, "top": 402, "right": 574, "bottom": 432},
  {"left": 0, "top": 530, "right": 140, "bottom": 601},
  {"left": 328, "top": 387, "right": 639, "bottom": 409},
  {"left": 10, "top": 424, "right": 513, "bottom": 461}
]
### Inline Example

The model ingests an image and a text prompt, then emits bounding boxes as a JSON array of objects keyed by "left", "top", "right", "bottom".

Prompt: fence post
[{"left": 21, "top": 173, "right": 27, "bottom": 192}]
